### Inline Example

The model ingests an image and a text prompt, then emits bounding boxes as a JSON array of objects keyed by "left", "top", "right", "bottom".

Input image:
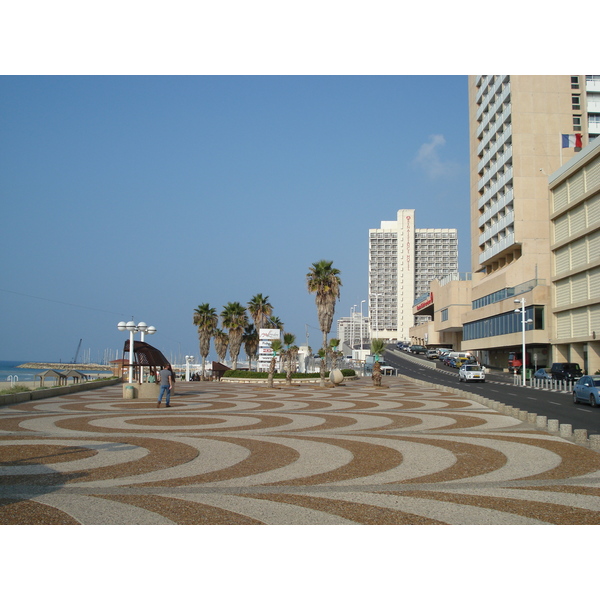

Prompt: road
[{"left": 382, "top": 348, "right": 600, "bottom": 437}]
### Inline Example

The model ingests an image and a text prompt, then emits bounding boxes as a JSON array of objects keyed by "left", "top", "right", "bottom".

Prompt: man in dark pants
[{"left": 157, "top": 365, "right": 173, "bottom": 407}]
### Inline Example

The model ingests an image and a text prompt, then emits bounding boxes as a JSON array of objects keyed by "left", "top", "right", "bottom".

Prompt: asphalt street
[{"left": 383, "top": 348, "right": 600, "bottom": 438}]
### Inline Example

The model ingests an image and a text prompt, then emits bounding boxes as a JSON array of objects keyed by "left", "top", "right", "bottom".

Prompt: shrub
[
  {"left": 0, "top": 385, "right": 30, "bottom": 395},
  {"left": 223, "top": 369, "right": 356, "bottom": 379}
]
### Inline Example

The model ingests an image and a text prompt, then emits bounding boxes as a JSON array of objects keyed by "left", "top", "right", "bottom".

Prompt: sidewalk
[{"left": 1, "top": 377, "right": 600, "bottom": 524}]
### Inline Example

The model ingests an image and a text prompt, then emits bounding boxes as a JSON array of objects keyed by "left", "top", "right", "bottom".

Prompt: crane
[{"left": 72, "top": 339, "right": 82, "bottom": 364}]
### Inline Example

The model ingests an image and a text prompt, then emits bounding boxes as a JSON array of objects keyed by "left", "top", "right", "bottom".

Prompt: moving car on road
[
  {"left": 458, "top": 364, "right": 486, "bottom": 383},
  {"left": 573, "top": 375, "right": 600, "bottom": 407}
]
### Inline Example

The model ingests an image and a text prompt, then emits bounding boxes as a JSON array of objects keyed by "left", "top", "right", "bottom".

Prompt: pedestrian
[{"left": 157, "top": 365, "right": 173, "bottom": 408}]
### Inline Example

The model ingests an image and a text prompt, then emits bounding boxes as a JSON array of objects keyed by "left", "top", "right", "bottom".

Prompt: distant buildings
[{"left": 368, "top": 209, "right": 458, "bottom": 342}]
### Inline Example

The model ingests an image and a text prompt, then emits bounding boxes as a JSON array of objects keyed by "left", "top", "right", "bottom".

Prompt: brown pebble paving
[{"left": 1, "top": 377, "right": 600, "bottom": 524}]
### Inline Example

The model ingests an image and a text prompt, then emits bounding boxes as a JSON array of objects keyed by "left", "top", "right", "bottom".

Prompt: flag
[{"left": 562, "top": 134, "right": 582, "bottom": 149}]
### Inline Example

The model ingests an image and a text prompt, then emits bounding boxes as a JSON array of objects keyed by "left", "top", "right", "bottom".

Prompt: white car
[{"left": 458, "top": 364, "right": 486, "bottom": 383}]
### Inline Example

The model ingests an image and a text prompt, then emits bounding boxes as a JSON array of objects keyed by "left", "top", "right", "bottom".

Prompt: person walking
[{"left": 157, "top": 365, "right": 173, "bottom": 408}]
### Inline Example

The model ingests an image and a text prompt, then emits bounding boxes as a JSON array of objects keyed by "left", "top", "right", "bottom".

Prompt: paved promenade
[{"left": 1, "top": 377, "right": 600, "bottom": 524}]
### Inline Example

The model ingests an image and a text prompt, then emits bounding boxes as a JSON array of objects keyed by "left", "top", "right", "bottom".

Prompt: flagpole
[{"left": 560, "top": 134, "right": 563, "bottom": 167}]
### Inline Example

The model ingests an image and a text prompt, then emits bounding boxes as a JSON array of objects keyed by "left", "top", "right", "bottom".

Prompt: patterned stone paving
[{"left": 1, "top": 378, "right": 600, "bottom": 524}]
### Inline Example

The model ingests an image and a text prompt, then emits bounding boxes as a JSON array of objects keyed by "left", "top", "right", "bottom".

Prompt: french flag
[{"left": 562, "top": 134, "right": 582, "bottom": 149}]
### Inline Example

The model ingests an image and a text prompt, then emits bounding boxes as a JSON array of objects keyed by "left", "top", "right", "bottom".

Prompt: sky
[
  {"left": 0, "top": 4, "right": 589, "bottom": 365},
  {"left": 0, "top": 75, "right": 471, "bottom": 362}
]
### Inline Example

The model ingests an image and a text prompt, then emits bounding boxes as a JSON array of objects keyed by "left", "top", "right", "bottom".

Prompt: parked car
[
  {"left": 447, "top": 357, "right": 458, "bottom": 368},
  {"left": 426, "top": 349, "right": 439, "bottom": 359},
  {"left": 458, "top": 364, "right": 486, "bottom": 383},
  {"left": 534, "top": 368, "right": 552, "bottom": 380},
  {"left": 550, "top": 362, "right": 583, "bottom": 382},
  {"left": 573, "top": 375, "right": 600, "bottom": 407},
  {"left": 410, "top": 345, "right": 427, "bottom": 355},
  {"left": 454, "top": 357, "right": 470, "bottom": 368}
]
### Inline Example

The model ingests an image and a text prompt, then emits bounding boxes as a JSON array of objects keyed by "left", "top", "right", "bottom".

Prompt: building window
[
  {"left": 572, "top": 94, "right": 581, "bottom": 110},
  {"left": 573, "top": 115, "right": 582, "bottom": 131},
  {"left": 463, "top": 306, "right": 544, "bottom": 341},
  {"left": 441, "top": 309, "right": 448, "bottom": 322},
  {"left": 571, "top": 76, "right": 579, "bottom": 89}
]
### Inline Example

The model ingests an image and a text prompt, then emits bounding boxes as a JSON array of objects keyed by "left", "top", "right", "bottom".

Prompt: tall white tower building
[{"left": 369, "top": 209, "right": 458, "bottom": 342}]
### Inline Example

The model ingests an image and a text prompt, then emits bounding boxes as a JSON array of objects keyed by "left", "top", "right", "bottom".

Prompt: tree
[
  {"left": 307, "top": 260, "right": 342, "bottom": 361},
  {"left": 213, "top": 329, "right": 229, "bottom": 365},
  {"left": 371, "top": 338, "right": 386, "bottom": 362},
  {"left": 269, "top": 316, "right": 284, "bottom": 331},
  {"left": 329, "top": 338, "right": 342, "bottom": 371},
  {"left": 283, "top": 332, "right": 296, "bottom": 386},
  {"left": 248, "top": 293, "right": 273, "bottom": 333},
  {"left": 193, "top": 303, "right": 218, "bottom": 380},
  {"left": 221, "top": 302, "right": 248, "bottom": 370},
  {"left": 243, "top": 324, "right": 259, "bottom": 372},
  {"left": 268, "top": 339, "right": 283, "bottom": 388}
]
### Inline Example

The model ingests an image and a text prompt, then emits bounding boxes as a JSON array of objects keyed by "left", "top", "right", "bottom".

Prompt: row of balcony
[
  {"left": 475, "top": 76, "right": 509, "bottom": 117},
  {"left": 478, "top": 146, "right": 513, "bottom": 191},
  {"left": 478, "top": 129, "right": 512, "bottom": 175},
  {"left": 479, "top": 232, "right": 516, "bottom": 264},
  {"left": 477, "top": 118, "right": 512, "bottom": 162},
  {"left": 479, "top": 188, "right": 515, "bottom": 227},
  {"left": 478, "top": 167, "right": 514, "bottom": 210},
  {"left": 478, "top": 211, "right": 515, "bottom": 247},
  {"left": 476, "top": 82, "right": 511, "bottom": 135}
]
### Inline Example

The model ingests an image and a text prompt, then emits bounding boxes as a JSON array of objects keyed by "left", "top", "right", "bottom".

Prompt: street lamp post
[
  {"left": 185, "top": 355, "right": 195, "bottom": 382},
  {"left": 514, "top": 298, "right": 533, "bottom": 386},
  {"left": 360, "top": 299, "right": 366, "bottom": 347},
  {"left": 117, "top": 320, "right": 157, "bottom": 383}
]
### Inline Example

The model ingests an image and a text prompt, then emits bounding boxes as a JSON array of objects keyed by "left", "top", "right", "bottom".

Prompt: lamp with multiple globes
[{"left": 117, "top": 320, "right": 157, "bottom": 383}]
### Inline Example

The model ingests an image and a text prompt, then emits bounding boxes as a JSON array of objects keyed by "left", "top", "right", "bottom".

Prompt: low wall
[{"left": 0, "top": 378, "right": 121, "bottom": 406}]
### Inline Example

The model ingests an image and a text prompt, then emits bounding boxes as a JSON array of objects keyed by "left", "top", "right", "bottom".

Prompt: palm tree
[
  {"left": 307, "top": 260, "right": 342, "bottom": 361},
  {"left": 371, "top": 338, "right": 386, "bottom": 363},
  {"left": 269, "top": 316, "right": 284, "bottom": 331},
  {"left": 329, "top": 338, "right": 341, "bottom": 371},
  {"left": 193, "top": 303, "right": 218, "bottom": 380},
  {"left": 248, "top": 294, "right": 273, "bottom": 333},
  {"left": 221, "top": 302, "right": 248, "bottom": 370},
  {"left": 317, "top": 347, "right": 327, "bottom": 387},
  {"left": 243, "top": 324, "right": 259, "bottom": 372},
  {"left": 214, "top": 329, "right": 229, "bottom": 365},
  {"left": 268, "top": 339, "right": 283, "bottom": 388},
  {"left": 283, "top": 332, "right": 296, "bottom": 386}
]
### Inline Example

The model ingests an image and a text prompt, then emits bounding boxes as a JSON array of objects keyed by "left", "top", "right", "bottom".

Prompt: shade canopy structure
[
  {"left": 122, "top": 340, "right": 170, "bottom": 383},
  {"left": 63, "top": 370, "right": 89, "bottom": 383},
  {"left": 35, "top": 370, "right": 68, "bottom": 386}
]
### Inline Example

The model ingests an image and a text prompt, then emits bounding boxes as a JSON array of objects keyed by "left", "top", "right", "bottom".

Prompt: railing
[{"left": 513, "top": 375, "right": 575, "bottom": 393}]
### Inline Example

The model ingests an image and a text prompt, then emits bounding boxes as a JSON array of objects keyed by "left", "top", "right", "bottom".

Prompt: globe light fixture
[{"left": 117, "top": 319, "right": 157, "bottom": 383}]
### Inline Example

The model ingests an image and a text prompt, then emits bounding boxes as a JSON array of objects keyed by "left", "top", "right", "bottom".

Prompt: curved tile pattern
[{"left": 1, "top": 379, "right": 599, "bottom": 524}]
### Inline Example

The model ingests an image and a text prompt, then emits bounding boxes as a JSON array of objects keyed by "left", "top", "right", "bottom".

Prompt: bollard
[
  {"left": 511, "top": 407, "right": 521, "bottom": 418},
  {"left": 548, "top": 419, "right": 559, "bottom": 433},
  {"left": 574, "top": 429, "right": 588, "bottom": 444},
  {"left": 559, "top": 424, "right": 573, "bottom": 438},
  {"left": 527, "top": 412, "right": 537, "bottom": 424},
  {"left": 124, "top": 385, "right": 135, "bottom": 400},
  {"left": 536, "top": 415, "right": 547, "bottom": 428},
  {"left": 518, "top": 410, "right": 528, "bottom": 421},
  {"left": 589, "top": 435, "right": 600, "bottom": 451}
]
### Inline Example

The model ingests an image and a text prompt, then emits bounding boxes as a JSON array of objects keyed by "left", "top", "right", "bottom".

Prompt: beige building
[
  {"left": 412, "top": 76, "right": 597, "bottom": 372},
  {"left": 549, "top": 136, "right": 600, "bottom": 374}
]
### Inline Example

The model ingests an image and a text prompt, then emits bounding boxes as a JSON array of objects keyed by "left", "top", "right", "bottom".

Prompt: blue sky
[
  {"left": 1, "top": 4, "right": 585, "bottom": 365},
  {"left": 0, "top": 75, "right": 470, "bottom": 362}
]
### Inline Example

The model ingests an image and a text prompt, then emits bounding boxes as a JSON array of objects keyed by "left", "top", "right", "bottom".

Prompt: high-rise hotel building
[
  {"left": 464, "top": 75, "right": 595, "bottom": 365},
  {"left": 369, "top": 209, "right": 458, "bottom": 342}
]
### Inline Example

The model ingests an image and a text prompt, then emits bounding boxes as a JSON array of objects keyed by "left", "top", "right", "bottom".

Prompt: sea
[{"left": 0, "top": 360, "right": 110, "bottom": 383}]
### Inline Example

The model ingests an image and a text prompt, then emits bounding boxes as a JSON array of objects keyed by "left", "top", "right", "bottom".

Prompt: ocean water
[{"left": 0, "top": 360, "right": 109, "bottom": 383}]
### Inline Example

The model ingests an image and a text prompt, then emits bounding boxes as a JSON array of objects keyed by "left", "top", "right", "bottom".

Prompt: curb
[
  {"left": 0, "top": 378, "right": 121, "bottom": 406},
  {"left": 396, "top": 374, "right": 600, "bottom": 452}
]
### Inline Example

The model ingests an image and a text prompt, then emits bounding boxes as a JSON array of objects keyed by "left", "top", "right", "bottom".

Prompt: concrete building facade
[
  {"left": 369, "top": 209, "right": 458, "bottom": 342},
  {"left": 549, "top": 136, "right": 600, "bottom": 374}
]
